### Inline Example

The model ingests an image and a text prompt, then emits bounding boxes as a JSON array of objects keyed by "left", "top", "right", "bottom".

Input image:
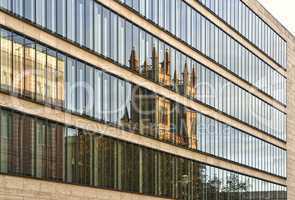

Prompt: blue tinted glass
[
  {"left": 24, "top": 0, "right": 35, "bottom": 21},
  {"left": 76, "top": 0, "right": 85, "bottom": 45},
  {"left": 67, "top": 0, "right": 76, "bottom": 41},
  {"left": 46, "top": 0, "right": 56, "bottom": 32},
  {"left": 57, "top": 0, "right": 66, "bottom": 36},
  {"left": 36, "top": 0, "right": 46, "bottom": 27},
  {"left": 85, "top": 0, "right": 94, "bottom": 49},
  {"left": 12, "top": 0, "right": 23, "bottom": 16}
]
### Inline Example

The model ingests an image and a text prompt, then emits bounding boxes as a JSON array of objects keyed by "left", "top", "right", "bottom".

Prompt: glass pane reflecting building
[{"left": 0, "top": 0, "right": 293, "bottom": 199}]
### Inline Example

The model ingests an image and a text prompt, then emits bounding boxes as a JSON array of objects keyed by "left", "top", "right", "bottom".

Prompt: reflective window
[
  {"left": 103, "top": 73, "right": 110, "bottom": 122},
  {"left": 46, "top": 0, "right": 56, "bottom": 32},
  {"left": 0, "top": 0, "right": 287, "bottom": 105},
  {"left": 85, "top": 65, "right": 94, "bottom": 117},
  {"left": 85, "top": 0, "right": 94, "bottom": 49},
  {"left": 12, "top": 34, "right": 24, "bottom": 95},
  {"left": 24, "top": 0, "right": 34, "bottom": 21},
  {"left": 200, "top": 0, "right": 287, "bottom": 68},
  {"left": 76, "top": 61, "right": 85, "bottom": 114},
  {"left": 0, "top": 21, "right": 287, "bottom": 178},
  {"left": 57, "top": 0, "right": 66, "bottom": 37},
  {"left": 46, "top": 49, "right": 57, "bottom": 105},
  {"left": 36, "top": 0, "right": 46, "bottom": 27},
  {"left": 0, "top": 0, "right": 10, "bottom": 10},
  {"left": 94, "top": 3, "right": 102, "bottom": 54},
  {"left": 66, "top": 57, "right": 76, "bottom": 112},
  {"left": 24, "top": 38, "right": 36, "bottom": 98},
  {"left": 67, "top": 0, "right": 76, "bottom": 41},
  {"left": 36, "top": 44, "right": 46, "bottom": 102},
  {"left": 12, "top": 0, "right": 23, "bottom": 16},
  {"left": 118, "top": 0, "right": 287, "bottom": 104},
  {"left": 76, "top": 0, "right": 85, "bottom": 45},
  {"left": 0, "top": 29, "right": 12, "bottom": 91},
  {"left": 102, "top": 8, "right": 110, "bottom": 57},
  {"left": 94, "top": 70, "right": 102, "bottom": 120},
  {"left": 0, "top": 107, "right": 287, "bottom": 200}
]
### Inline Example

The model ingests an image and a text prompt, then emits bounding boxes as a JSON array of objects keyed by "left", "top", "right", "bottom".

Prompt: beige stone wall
[
  {"left": 286, "top": 37, "right": 295, "bottom": 199},
  {"left": 0, "top": 175, "right": 169, "bottom": 200}
]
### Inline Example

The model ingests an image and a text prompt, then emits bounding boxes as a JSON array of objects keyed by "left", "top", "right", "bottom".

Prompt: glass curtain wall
[
  {"left": 116, "top": 0, "right": 287, "bottom": 103},
  {"left": 0, "top": 0, "right": 287, "bottom": 105},
  {"left": 0, "top": 24, "right": 286, "bottom": 141},
  {"left": 199, "top": 0, "right": 287, "bottom": 68},
  {"left": 0, "top": 27, "right": 287, "bottom": 177},
  {"left": 0, "top": 107, "right": 287, "bottom": 200}
]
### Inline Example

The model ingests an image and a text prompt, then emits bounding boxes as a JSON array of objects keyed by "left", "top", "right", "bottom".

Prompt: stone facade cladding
[{"left": 0, "top": 175, "right": 169, "bottom": 200}]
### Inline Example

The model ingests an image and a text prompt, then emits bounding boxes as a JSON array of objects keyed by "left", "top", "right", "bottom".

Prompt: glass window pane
[
  {"left": 46, "top": 0, "right": 56, "bottom": 32},
  {"left": 12, "top": 34, "right": 25, "bottom": 95},
  {"left": 0, "top": 0, "right": 11, "bottom": 10},
  {"left": 46, "top": 49, "right": 57, "bottom": 105},
  {"left": 36, "top": 44, "right": 47, "bottom": 102},
  {"left": 57, "top": 0, "right": 66, "bottom": 37},
  {"left": 85, "top": 65, "right": 94, "bottom": 117},
  {"left": 94, "top": 3, "right": 102, "bottom": 54},
  {"left": 102, "top": 8, "right": 110, "bottom": 57},
  {"left": 76, "top": 61, "right": 85, "bottom": 114},
  {"left": 24, "top": 0, "right": 35, "bottom": 21},
  {"left": 103, "top": 73, "right": 110, "bottom": 122},
  {"left": 0, "top": 29, "right": 13, "bottom": 91},
  {"left": 110, "top": 12, "right": 118, "bottom": 61},
  {"left": 57, "top": 53, "right": 66, "bottom": 107},
  {"left": 110, "top": 76, "right": 118, "bottom": 125},
  {"left": 24, "top": 39, "right": 36, "bottom": 99},
  {"left": 67, "top": 0, "right": 76, "bottom": 41},
  {"left": 94, "top": 69, "right": 102, "bottom": 120},
  {"left": 76, "top": 0, "right": 85, "bottom": 45},
  {"left": 118, "top": 79, "right": 126, "bottom": 128},
  {"left": 12, "top": 0, "right": 23, "bottom": 16},
  {"left": 85, "top": 0, "right": 93, "bottom": 50},
  {"left": 66, "top": 57, "right": 76, "bottom": 112},
  {"left": 36, "top": 0, "right": 46, "bottom": 27},
  {"left": 125, "top": 21, "right": 132, "bottom": 67}
]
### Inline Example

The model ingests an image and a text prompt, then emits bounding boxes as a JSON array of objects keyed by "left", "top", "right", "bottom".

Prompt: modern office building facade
[{"left": 0, "top": 0, "right": 293, "bottom": 199}]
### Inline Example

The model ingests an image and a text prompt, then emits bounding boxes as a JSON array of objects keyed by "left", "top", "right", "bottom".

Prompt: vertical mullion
[
  {"left": 65, "top": 0, "right": 68, "bottom": 38},
  {"left": 83, "top": 64, "right": 86, "bottom": 115},
  {"left": 33, "top": 117, "right": 37, "bottom": 177},
  {"left": 44, "top": 119, "right": 48, "bottom": 179},
  {"left": 92, "top": 0, "right": 95, "bottom": 51},
  {"left": 116, "top": 11, "right": 119, "bottom": 64},
  {"left": 101, "top": 6, "right": 104, "bottom": 57},
  {"left": 45, "top": 0, "right": 47, "bottom": 29},
  {"left": 84, "top": 0, "right": 86, "bottom": 47},
  {"left": 0, "top": 28, "right": 2, "bottom": 87},
  {"left": 34, "top": 39, "right": 37, "bottom": 102},
  {"left": 55, "top": 52, "right": 58, "bottom": 108},
  {"left": 92, "top": 68, "right": 95, "bottom": 120},
  {"left": 55, "top": 0, "right": 58, "bottom": 35},
  {"left": 65, "top": 127, "right": 68, "bottom": 182},
  {"left": 75, "top": 60, "right": 78, "bottom": 114},
  {"left": 34, "top": 0, "right": 36, "bottom": 23},
  {"left": 10, "top": 32, "right": 13, "bottom": 93},
  {"left": 45, "top": 47, "right": 48, "bottom": 105},
  {"left": 22, "top": 37, "right": 25, "bottom": 95}
]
